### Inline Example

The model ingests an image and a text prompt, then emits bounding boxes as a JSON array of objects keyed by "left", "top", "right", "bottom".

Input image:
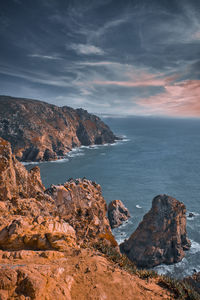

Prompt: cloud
[
  {"left": 138, "top": 80, "right": 200, "bottom": 117},
  {"left": 70, "top": 44, "right": 104, "bottom": 55},
  {"left": 28, "top": 54, "right": 61, "bottom": 60}
]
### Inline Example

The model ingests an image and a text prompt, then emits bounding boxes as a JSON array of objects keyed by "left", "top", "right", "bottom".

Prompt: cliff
[
  {"left": 120, "top": 194, "right": 191, "bottom": 268},
  {"left": 0, "top": 95, "right": 117, "bottom": 161},
  {"left": 0, "top": 138, "right": 198, "bottom": 299}
]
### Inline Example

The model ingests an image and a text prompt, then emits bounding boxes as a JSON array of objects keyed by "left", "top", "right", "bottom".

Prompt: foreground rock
[
  {"left": 108, "top": 200, "right": 130, "bottom": 228},
  {"left": 0, "top": 96, "right": 117, "bottom": 161},
  {"left": 0, "top": 248, "right": 174, "bottom": 300},
  {"left": 120, "top": 194, "right": 191, "bottom": 268}
]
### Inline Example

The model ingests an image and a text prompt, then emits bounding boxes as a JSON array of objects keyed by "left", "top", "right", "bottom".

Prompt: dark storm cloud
[{"left": 0, "top": 0, "right": 200, "bottom": 116}]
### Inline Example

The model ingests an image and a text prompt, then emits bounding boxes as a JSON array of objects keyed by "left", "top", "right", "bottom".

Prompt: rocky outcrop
[
  {"left": 0, "top": 137, "right": 44, "bottom": 200},
  {"left": 45, "top": 179, "right": 113, "bottom": 245},
  {"left": 0, "top": 96, "right": 117, "bottom": 161},
  {"left": 0, "top": 137, "right": 116, "bottom": 250},
  {"left": 108, "top": 200, "right": 130, "bottom": 228},
  {"left": 120, "top": 194, "right": 191, "bottom": 268}
]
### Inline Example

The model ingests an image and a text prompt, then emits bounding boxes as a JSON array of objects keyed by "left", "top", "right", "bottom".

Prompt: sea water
[{"left": 24, "top": 116, "right": 200, "bottom": 279}]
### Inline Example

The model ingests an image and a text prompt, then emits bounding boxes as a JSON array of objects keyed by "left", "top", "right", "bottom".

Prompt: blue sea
[{"left": 24, "top": 116, "right": 200, "bottom": 279}]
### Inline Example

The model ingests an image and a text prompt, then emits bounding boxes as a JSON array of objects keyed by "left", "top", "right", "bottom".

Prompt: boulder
[
  {"left": 0, "top": 216, "right": 76, "bottom": 251},
  {"left": 188, "top": 212, "right": 195, "bottom": 218},
  {"left": 108, "top": 200, "right": 130, "bottom": 228},
  {"left": 120, "top": 194, "right": 191, "bottom": 268}
]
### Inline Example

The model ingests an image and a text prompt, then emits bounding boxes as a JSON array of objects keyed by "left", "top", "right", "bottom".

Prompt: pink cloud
[
  {"left": 91, "top": 70, "right": 179, "bottom": 88},
  {"left": 138, "top": 80, "right": 200, "bottom": 117}
]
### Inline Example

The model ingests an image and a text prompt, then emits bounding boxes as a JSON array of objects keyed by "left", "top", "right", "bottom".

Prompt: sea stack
[
  {"left": 108, "top": 200, "right": 130, "bottom": 228},
  {"left": 120, "top": 194, "right": 191, "bottom": 268}
]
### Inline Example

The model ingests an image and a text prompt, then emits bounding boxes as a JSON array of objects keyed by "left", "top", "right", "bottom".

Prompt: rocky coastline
[
  {"left": 0, "top": 96, "right": 118, "bottom": 162},
  {"left": 0, "top": 136, "right": 199, "bottom": 298}
]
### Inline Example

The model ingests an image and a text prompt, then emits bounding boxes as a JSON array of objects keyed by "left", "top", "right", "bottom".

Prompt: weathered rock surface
[
  {"left": 0, "top": 137, "right": 44, "bottom": 200},
  {"left": 46, "top": 179, "right": 114, "bottom": 245},
  {"left": 108, "top": 200, "right": 130, "bottom": 228},
  {"left": 0, "top": 217, "right": 76, "bottom": 251},
  {"left": 0, "top": 248, "right": 174, "bottom": 300},
  {"left": 0, "top": 96, "right": 117, "bottom": 161},
  {"left": 120, "top": 194, "right": 191, "bottom": 268}
]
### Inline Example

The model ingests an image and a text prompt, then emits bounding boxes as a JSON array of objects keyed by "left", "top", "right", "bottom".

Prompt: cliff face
[
  {"left": 0, "top": 96, "right": 117, "bottom": 161},
  {"left": 120, "top": 194, "right": 191, "bottom": 268},
  {"left": 0, "top": 137, "right": 44, "bottom": 201}
]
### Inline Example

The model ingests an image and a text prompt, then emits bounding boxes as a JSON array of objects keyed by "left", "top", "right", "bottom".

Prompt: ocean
[{"left": 24, "top": 116, "right": 200, "bottom": 279}]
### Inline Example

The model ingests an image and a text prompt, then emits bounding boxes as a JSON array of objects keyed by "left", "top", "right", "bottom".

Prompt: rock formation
[
  {"left": 108, "top": 200, "right": 130, "bottom": 228},
  {"left": 120, "top": 194, "right": 191, "bottom": 268},
  {"left": 45, "top": 179, "right": 113, "bottom": 245},
  {"left": 0, "top": 95, "right": 118, "bottom": 161},
  {"left": 0, "top": 137, "right": 44, "bottom": 201},
  {"left": 0, "top": 137, "right": 115, "bottom": 251}
]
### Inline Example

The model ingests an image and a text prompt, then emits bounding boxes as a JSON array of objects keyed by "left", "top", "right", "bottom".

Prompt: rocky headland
[
  {"left": 120, "top": 194, "right": 191, "bottom": 268},
  {"left": 0, "top": 96, "right": 118, "bottom": 162},
  {"left": 0, "top": 137, "right": 198, "bottom": 299}
]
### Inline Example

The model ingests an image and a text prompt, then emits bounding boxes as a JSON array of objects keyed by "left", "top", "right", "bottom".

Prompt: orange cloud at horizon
[{"left": 138, "top": 80, "right": 200, "bottom": 117}]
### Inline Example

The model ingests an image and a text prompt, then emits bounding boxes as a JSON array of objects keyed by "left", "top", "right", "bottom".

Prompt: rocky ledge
[
  {"left": 120, "top": 194, "right": 191, "bottom": 268},
  {"left": 0, "top": 95, "right": 118, "bottom": 161}
]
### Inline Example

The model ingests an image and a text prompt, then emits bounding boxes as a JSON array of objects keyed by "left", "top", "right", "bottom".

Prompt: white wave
[
  {"left": 187, "top": 211, "right": 200, "bottom": 217},
  {"left": 80, "top": 145, "right": 90, "bottom": 149},
  {"left": 154, "top": 257, "right": 188, "bottom": 275},
  {"left": 136, "top": 204, "right": 142, "bottom": 209},
  {"left": 115, "top": 237, "right": 126, "bottom": 245},
  {"left": 190, "top": 240, "right": 200, "bottom": 254},
  {"left": 50, "top": 158, "right": 69, "bottom": 163},
  {"left": 21, "top": 161, "right": 40, "bottom": 166},
  {"left": 89, "top": 145, "right": 99, "bottom": 149},
  {"left": 67, "top": 152, "right": 85, "bottom": 158}
]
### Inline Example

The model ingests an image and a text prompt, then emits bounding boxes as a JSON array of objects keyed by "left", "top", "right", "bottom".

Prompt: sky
[{"left": 0, "top": 0, "right": 200, "bottom": 117}]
